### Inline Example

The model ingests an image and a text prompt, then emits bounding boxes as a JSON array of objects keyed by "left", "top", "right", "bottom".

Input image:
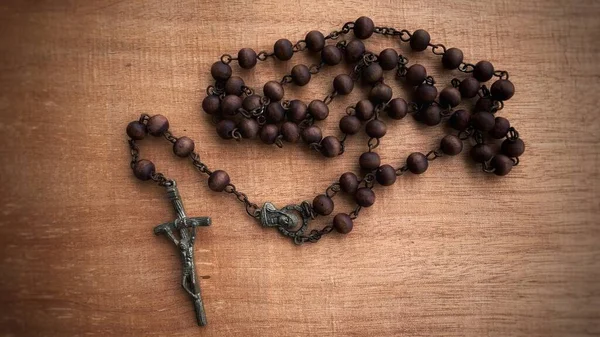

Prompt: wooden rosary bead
[
  {"left": 126, "top": 121, "right": 146, "bottom": 140},
  {"left": 407, "top": 152, "right": 428, "bottom": 174},
  {"left": 287, "top": 99, "right": 308, "bottom": 123},
  {"left": 237, "top": 48, "right": 257, "bottom": 69},
  {"left": 376, "top": 164, "right": 397, "bottom": 186},
  {"left": 339, "top": 172, "right": 359, "bottom": 194},
  {"left": 133, "top": 159, "right": 155, "bottom": 181},
  {"left": 302, "top": 125, "right": 322, "bottom": 144},
  {"left": 273, "top": 39, "right": 293, "bottom": 61},
  {"left": 489, "top": 117, "right": 510, "bottom": 139},
  {"left": 414, "top": 84, "right": 437, "bottom": 103},
  {"left": 147, "top": 114, "right": 169, "bottom": 136},
  {"left": 242, "top": 94, "right": 262, "bottom": 112},
  {"left": 354, "top": 16, "right": 375, "bottom": 39},
  {"left": 210, "top": 61, "right": 232, "bottom": 81},
  {"left": 421, "top": 105, "right": 443, "bottom": 126},
  {"left": 308, "top": 100, "right": 329, "bottom": 120},
  {"left": 345, "top": 39, "right": 365, "bottom": 63},
  {"left": 491, "top": 154, "right": 513, "bottom": 176},
  {"left": 459, "top": 77, "right": 480, "bottom": 98},
  {"left": 439, "top": 87, "right": 461, "bottom": 108},
  {"left": 322, "top": 45, "right": 342, "bottom": 65},
  {"left": 224, "top": 76, "right": 245, "bottom": 96},
  {"left": 333, "top": 213, "right": 353, "bottom": 234},
  {"left": 313, "top": 194, "right": 334, "bottom": 215},
  {"left": 333, "top": 74, "right": 354, "bottom": 95},
  {"left": 238, "top": 118, "right": 259, "bottom": 139},
  {"left": 440, "top": 134, "right": 463, "bottom": 155},
  {"left": 473, "top": 60, "right": 495, "bottom": 82},
  {"left": 387, "top": 98, "right": 407, "bottom": 120},
  {"left": 475, "top": 97, "right": 494, "bottom": 113},
  {"left": 321, "top": 136, "right": 342, "bottom": 157},
  {"left": 501, "top": 138, "right": 525, "bottom": 157},
  {"left": 491, "top": 79, "right": 515, "bottom": 101},
  {"left": 339, "top": 115, "right": 361, "bottom": 135},
  {"left": 355, "top": 99, "right": 375, "bottom": 121},
  {"left": 305, "top": 30, "right": 325, "bottom": 52},
  {"left": 263, "top": 81, "right": 284, "bottom": 101},
  {"left": 442, "top": 48, "right": 463, "bottom": 69},
  {"left": 260, "top": 124, "right": 279, "bottom": 144},
  {"left": 221, "top": 94, "right": 242, "bottom": 116},
  {"left": 470, "top": 144, "right": 494, "bottom": 163},
  {"left": 365, "top": 119, "right": 387, "bottom": 138},
  {"left": 216, "top": 119, "right": 236, "bottom": 139},
  {"left": 202, "top": 95, "right": 220, "bottom": 115},
  {"left": 378, "top": 48, "right": 398, "bottom": 70},
  {"left": 369, "top": 83, "right": 392, "bottom": 104},
  {"left": 291, "top": 64, "right": 311, "bottom": 86},
  {"left": 280, "top": 121, "right": 300, "bottom": 143},
  {"left": 363, "top": 63, "right": 383, "bottom": 84},
  {"left": 266, "top": 102, "right": 285, "bottom": 123},
  {"left": 359, "top": 151, "right": 381, "bottom": 170},
  {"left": 471, "top": 112, "right": 495, "bottom": 131},
  {"left": 449, "top": 109, "right": 470, "bottom": 131},
  {"left": 355, "top": 187, "right": 376, "bottom": 207},
  {"left": 208, "top": 170, "right": 230, "bottom": 192},
  {"left": 405, "top": 64, "right": 427, "bottom": 86},
  {"left": 410, "top": 29, "right": 430, "bottom": 51},
  {"left": 173, "top": 136, "right": 195, "bottom": 157}
]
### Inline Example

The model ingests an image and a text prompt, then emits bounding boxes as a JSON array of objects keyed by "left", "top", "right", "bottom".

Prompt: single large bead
[
  {"left": 147, "top": 114, "right": 169, "bottom": 136},
  {"left": 339, "top": 115, "right": 361, "bottom": 135},
  {"left": 449, "top": 109, "right": 471, "bottom": 131},
  {"left": 313, "top": 194, "right": 334, "bottom": 215},
  {"left": 491, "top": 155, "right": 513, "bottom": 176},
  {"left": 126, "top": 121, "right": 146, "bottom": 140},
  {"left": 354, "top": 16, "right": 375, "bottom": 39},
  {"left": 210, "top": 61, "right": 231, "bottom": 81},
  {"left": 238, "top": 118, "right": 259, "bottom": 139},
  {"left": 475, "top": 97, "right": 494, "bottom": 113},
  {"left": 471, "top": 112, "right": 495, "bottom": 131},
  {"left": 260, "top": 124, "right": 279, "bottom": 144},
  {"left": 308, "top": 100, "right": 329, "bottom": 120},
  {"left": 473, "top": 61, "right": 494, "bottom": 82},
  {"left": 355, "top": 99, "right": 375, "bottom": 121},
  {"left": 439, "top": 87, "right": 461, "bottom": 108},
  {"left": 322, "top": 45, "right": 342, "bottom": 65},
  {"left": 263, "top": 81, "right": 284, "bottom": 101},
  {"left": 363, "top": 63, "right": 383, "bottom": 84},
  {"left": 321, "top": 136, "right": 342, "bottom": 157},
  {"left": 459, "top": 77, "right": 480, "bottom": 98},
  {"left": 407, "top": 152, "right": 428, "bottom": 174},
  {"left": 339, "top": 172, "right": 359, "bottom": 194},
  {"left": 470, "top": 144, "right": 494, "bottom": 163},
  {"left": 291, "top": 64, "right": 311, "bottom": 86},
  {"left": 305, "top": 30, "right": 325, "bottom": 52},
  {"left": 237, "top": 48, "right": 257, "bottom": 69},
  {"left": 387, "top": 98, "right": 407, "bottom": 120},
  {"left": 266, "top": 102, "right": 285, "bottom": 123},
  {"left": 202, "top": 95, "right": 220, "bottom": 115},
  {"left": 442, "top": 48, "right": 463, "bottom": 69},
  {"left": 173, "top": 136, "right": 195, "bottom": 157},
  {"left": 366, "top": 119, "right": 387, "bottom": 138},
  {"left": 216, "top": 119, "right": 236, "bottom": 139},
  {"left": 355, "top": 187, "right": 376, "bottom": 207},
  {"left": 242, "top": 94, "right": 262, "bottom": 112},
  {"left": 440, "top": 135, "right": 463, "bottom": 155},
  {"left": 501, "top": 138, "right": 525, "bottom": 157},
  {"left": 369, "top": 83, "right": 392, "bottom": 104},
  {"left": 489, "top": 117, "right": 510, "bottom": 139},
  {"left": 376, "top": 164, "right": 397, "bottom": 186},
  {"left": 287, "top": 99, "right": 308, "bottom": 123},
  {"left": 406, "top": 64, "right": 427, "bottom": 86},
  {"left": 273, "top": 39, "right": 293, "bottom": 61},
  {"left": 333, "top": 74, "right": 354, "bottom": 95},
  {"left": 221, "top": 95, "right": 242, "bottom": 116},
  {"left": 359, "top": 152, "right": 380, "bottom": 170},
  {"left": 410, "top": 29, "right": 430, "bottom": 51},
  {"left": 225, "top": 76, "right": 245, "bottom": 96},
  {"left": 280, "top": 122, "right": 300, "bottom": 143},
  {"left": 421, "top": 105, "right": 442, "bottom": 126},
  {"left": 301, "top": 125, "right": 322, "bottom": 144},
  {"left": 379, "top": 48, "right": 398, "bottom": 70},
  {"left": 491, "top": 79, "right": 515, "bottom": 101},
  {"left": 345, "top": 39, "right": 365, "bottom": 63},
  {"left": 208, "top": 170, "right": 230, "bottom": 192},
  {"left": 415, "top": 84, "right": 437, "bottom": 103},
  {"left": 133, "top": 159, "right": 155, "bottom": 181},
  {"left": 333, "top": 213, "right": 353, "bottom": 234}
]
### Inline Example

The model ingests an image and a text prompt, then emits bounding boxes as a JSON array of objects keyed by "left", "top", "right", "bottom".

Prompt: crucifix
[{"left": 153, "top": 181, "right": 211, "bottom": 326}]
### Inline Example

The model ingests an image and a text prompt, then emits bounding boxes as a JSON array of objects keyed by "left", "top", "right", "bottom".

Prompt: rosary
[{"left": 125, "top": 17, "right": 526, "bottom": 326}]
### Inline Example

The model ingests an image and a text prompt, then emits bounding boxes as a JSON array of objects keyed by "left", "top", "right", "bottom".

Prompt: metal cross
[{"left": 153, "top": 181, "right": 211, "bottom": 326}]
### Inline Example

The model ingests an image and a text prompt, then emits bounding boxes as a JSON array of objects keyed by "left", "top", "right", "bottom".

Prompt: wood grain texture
[{"left": 0, "top": 0, "right": 599, "bottom": 336}]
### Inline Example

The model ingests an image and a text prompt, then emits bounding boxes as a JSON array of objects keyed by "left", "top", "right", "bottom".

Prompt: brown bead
[
  {"left": 440, "top": 134, "right": 463, "bottom": 155},
  {"left": 410, "top": 29, "right": 430, "bottom": 51},
  {"left": 379, "top": 48, "right": 398, "bottom": 70},
  {"left": 208, "top": 170, "right": 230, "bottom": 192},
  {"left": 442, "top": 48, "right": 463, "bottom": 69},
  {"left": 345, "top": 40, "right": 365, "bottom": 63},
  {"left": 363, "top": 63, "right": 383, "bottom": 84},
  {"left": 210, "top": 61, "right": 232, "bottom": 81},
  {"left": 355, "top": 99, "right": 375, "bottom": 121},
  {"left": 260, "top": 124, "right": 279, "bottom": 144},
  {"left": 280, "top": 122, "right": 300, "bottom": 143},
  {"left": 406, "top": 64, "right": 427, "bottom": 86},
  {"left": 216, "top": 119, "right": 236, "bottom": 139},
  {"left": 308, "top": 100, "right": 329, "bottom": 121},
  {"left": 421, "top": 105, "right": 442, "bottom": 126},
  {"left": 415, "top": 84, "right": 437, "bottom": 103},
  {"left": 237, "top": 48, "right": 257, "bottom": 69},
  {"left": 407, "top": 152, "right": 428, "bottom": 174},
  {"left": 491, "top": 155, "right": 513, "bottom": 176},
  {"left": 339, "top": 115, "right": 361, "bottom": 135},
  {"left": 242, "top": 94, "right": 262, "bottom": 112},
  {"left": 387, "top": 98, "right": 407, "bottom": 120},
  {"left": 470, "top": 144, "right": 494, "bottom": 163},
  {"left": 305, "top": 30, "right": 325, "bottom": 52},
  {"left": 147, "top": 114, "right": 169, "bottom": 136},
  {"left": 376, "top": 164, "right": 397, "bottom": 186},
  {"left": 489, "top": 117, "right": 510, "bottom": 139},
  {"left": 273, "top": 39, "right": 293, "bottom": 61},
  {"left": 471, "top": 112, "right": 495, "bottom": 131},
  {"left": 266, "top": 102, "right": 285, "bottom": 123},
  {"left": 355, "top": 187, "right": 376, "bottom": 207},
  {"left": 291, "top": 64, "right": 311, "bottom": 86},
  {"left": 173, "top": 136, "right": 195, "bottom": 157},
  {"left": 439, "top": 87, "right": 461, "bottom": 108},
  {"left": 321, "top": 136, "right": 342, "bottom": 157},
  {"left": 238, "top": 118, "right": 259, "bottom": 139},
  {"left": 501, "top": 138, "right": 525, "bottom": 157},
  {"left": 359, "top": 152, "right": 381, "bottom": 170},
  {"left": 321, "top": 45, "right": 343, "bottom": 65},
  {"left": 366, "top": 119, "right": 387, "bottom": 138},
  {"left": 369, "top": 83, "right": 392, "bottom": 104},
  {"left": 221, "top": 95, "right": 242, "bottom": 116},
  {"left": 312, "top": 194, "right": 334, "bottom": 215},
  {"left": 225, "top": 76, "right": 245, "bottom": 96},
  {"left": 302, "top": 125, "right": 322, "bottom": 144},
  {"left": 333, "top": 213, "right": 353, "bottom": 234},
  {"left": 491, "top": 79, "right": 515, "bottom": 101},
  {"left": 339, "top": 172, "right": 359, "bottom": 194},
  {"left": 475, "top": 97, "right": 494, "bottom": 113},
  {"left": 126, "top": 121, "right": 146, "bottom": 140},
  {"left": 459, "top": 77, "right": 480, "bottom": 98},
  {"left": 473, "top": 61, "right": 495, "bottom": 82},
  {"left": 287, "top": 99, "right": 308, "bottom": 123},
  {"left": 354, "top": 16, "right": 375, "bottom": 39},
  {"left": 333, "top": 74, "right": 354, "bottom": 95},
  {"left": 263, "top": 81, "right": 284, "bottom": 101},
  {"left": 449, "top": 109, "right": 471, "bottom": 131},
  {"left": 133, "top": 159, "right": 155, "bottom": 181},
  {"left": 202, "top": 95, "right": 220, "bottom": 115}
]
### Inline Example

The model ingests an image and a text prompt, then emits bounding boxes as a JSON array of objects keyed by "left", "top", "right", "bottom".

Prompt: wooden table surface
[{"left": 1, "top": 0, "right": 599, "bottom": 336}]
